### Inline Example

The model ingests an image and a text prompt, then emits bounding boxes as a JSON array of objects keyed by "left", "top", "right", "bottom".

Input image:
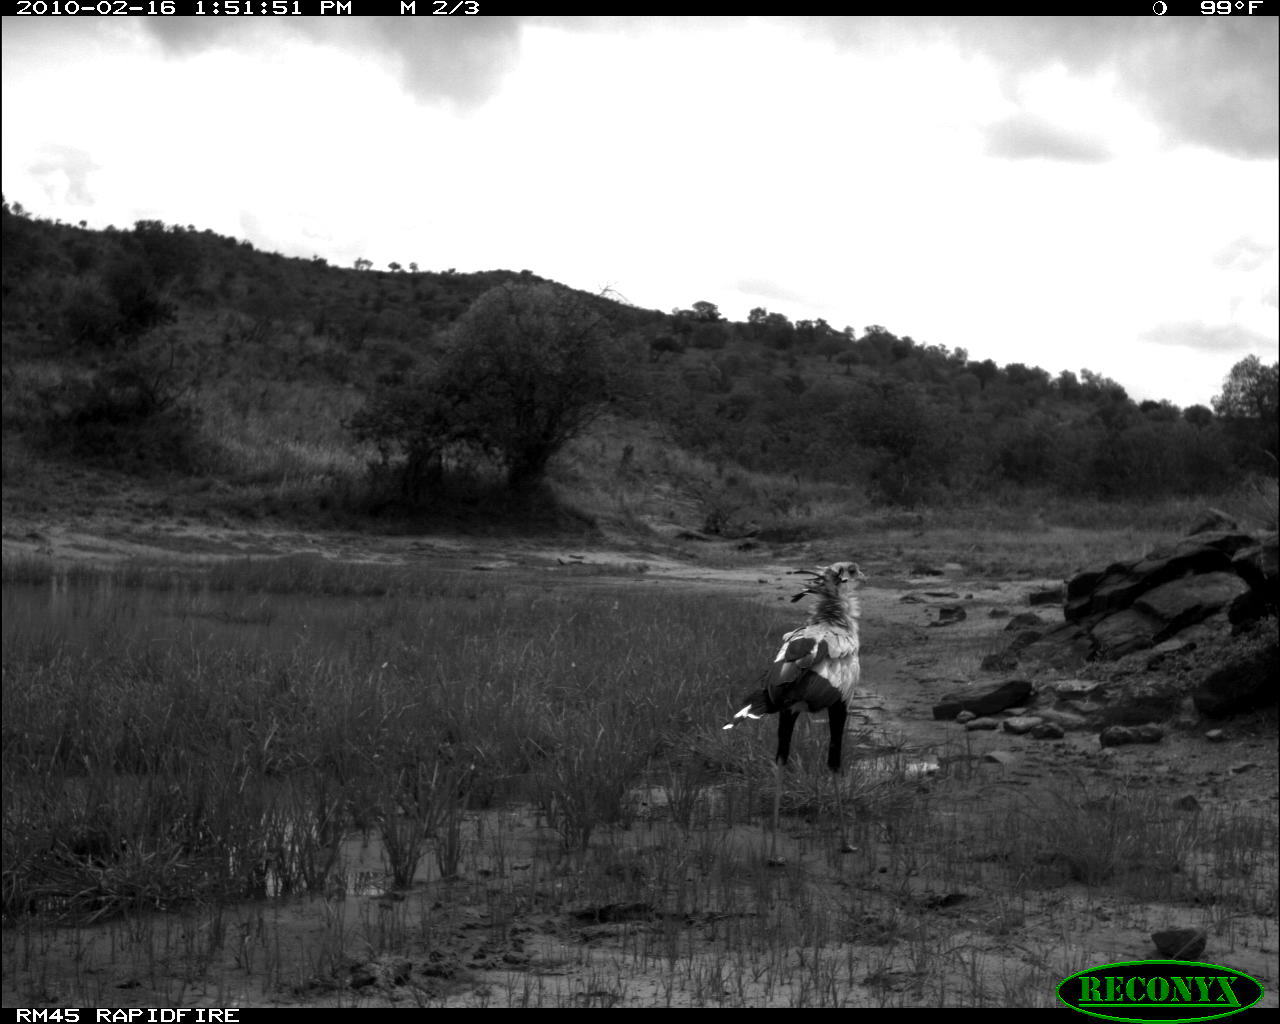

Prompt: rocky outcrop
[{"left": 991, "top": 524, "right": 1277, "bottom": 670}]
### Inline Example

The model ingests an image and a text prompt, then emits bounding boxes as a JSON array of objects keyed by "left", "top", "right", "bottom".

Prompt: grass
[{"left": 3, "top": 555, "right": 1276, "bottom": 1007}]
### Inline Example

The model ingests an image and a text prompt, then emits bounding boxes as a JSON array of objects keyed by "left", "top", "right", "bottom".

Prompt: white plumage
[{"left": 725, "top": 561, "right": 866, "bottom": 861}]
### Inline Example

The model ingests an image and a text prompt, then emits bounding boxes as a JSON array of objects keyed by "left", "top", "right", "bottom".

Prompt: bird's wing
[{"left": 775, "top": 624, "right": 858, "bottom": 681}]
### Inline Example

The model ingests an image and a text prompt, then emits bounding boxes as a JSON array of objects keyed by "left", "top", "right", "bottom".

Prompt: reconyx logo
[{"left": 1057, "top": 960, "right": 1264, "bottom": 1022}]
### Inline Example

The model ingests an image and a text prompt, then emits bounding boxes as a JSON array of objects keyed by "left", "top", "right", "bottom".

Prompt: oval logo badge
[{"left": 1058, "top": 960, "right": 1265, "bottom": 1022}]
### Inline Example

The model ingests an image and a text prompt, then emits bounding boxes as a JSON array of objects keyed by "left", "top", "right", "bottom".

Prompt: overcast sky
[{"left": 3, "top": 16, "right": 1276, "bottom": 408}]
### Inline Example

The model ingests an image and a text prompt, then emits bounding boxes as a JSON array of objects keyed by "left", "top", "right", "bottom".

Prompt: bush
[{"left": 38, "top": 349, "right": 208, "bottom": 475}]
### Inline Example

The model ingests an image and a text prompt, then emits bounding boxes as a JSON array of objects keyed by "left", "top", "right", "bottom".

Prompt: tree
[
  {"left": 1184, "top": 404, "right": 1213, "bottom": 428},
  {"left": 1212, "top": 355, "right": 1279, "bottom": 469},
  {"left": 352, "top": 284, "right": 623, "bottom": 500},
  {"left": 1213, "top": 355, "right": 1278, "bottom": 421}
]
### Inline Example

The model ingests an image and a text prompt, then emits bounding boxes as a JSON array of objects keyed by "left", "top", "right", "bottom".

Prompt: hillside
[{"left": 2, "top": 198, "right": 1276, "bottom": 541}]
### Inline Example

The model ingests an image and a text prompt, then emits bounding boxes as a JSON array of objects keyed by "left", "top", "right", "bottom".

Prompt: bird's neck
[{"left": 812, "top": 591, "right": 861, "bottom": 633}]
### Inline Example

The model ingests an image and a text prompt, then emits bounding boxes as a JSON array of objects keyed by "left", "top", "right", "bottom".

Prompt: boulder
[
  {"left": 1151, "top": 928, "right": 1207, "bottom": 960},
  {"left": 1089, "top": 607, "right": 1163, "bottom": 659},
  {"left": 1134, "top": 573, "right": 1249, "bottom": 640},
  {"left": 1193, "top": 642, "right": 1278, "bottom": 718},
  {"left": 933, "top": 679, "right": 1033, "bottom": 720},
  {"left": 1035, "top": 709, "right": 1088, "bottom": 731},
  {"left": 929, "top": 605, "right": 966, "bottom": 627},
  {"left": 1229, "top": 532, "right": 1278, "bottom": 625},
  {"left": 1099, "top": 723, "right": 1164, "bottom": 747}
]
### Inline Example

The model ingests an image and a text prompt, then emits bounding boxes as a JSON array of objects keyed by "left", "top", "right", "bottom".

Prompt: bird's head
[{"left": 788, "top": 561, "right": 865, "bottom": 602}]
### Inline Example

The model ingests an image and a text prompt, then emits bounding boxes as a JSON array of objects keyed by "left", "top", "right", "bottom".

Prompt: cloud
[
  {"left": 1141, "top": 320, "right": 1273, "bottom": 354},
  {"left": 821, "top": 16, "right": 1279, "bottom": 160},
  {"left": 27, "top": 144, "right": 100, "bottom": 206},
  {"left": 1137, "top": 21, "right": 1278, "bottom": 160},
  {"left": 141, "top": 17, "right": 523, "bottom": 108},
  {"left": 983, "top": 112, "right": 1111, "bottom": 162},
  {"left": 1212, "top": 236, "right": 1275, "bottom": 273}
]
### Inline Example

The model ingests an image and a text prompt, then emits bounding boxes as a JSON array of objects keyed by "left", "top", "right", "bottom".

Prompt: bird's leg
[
  {"left": 770, "top": 710, "right": 799, "bottom": 866},
  {"left": 832, "top": 768, "right": 853, "bottom": 854},
  {"left": 828, "top": 701, "right": 855, "bottom": 854},
  {"left": 770, "top": 760, "right": 783, "bottom": 864}
]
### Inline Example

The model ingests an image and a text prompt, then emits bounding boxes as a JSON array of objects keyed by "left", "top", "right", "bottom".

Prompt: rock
[
  {"left": 1002, "top": 716, "right": 1043, "bottom": 734},
  {"left": 1151, "top": 928, "right": 1207, "bottom": 960},
  {"left": 955, "top": 710, "right": 976, "bottom": 723},
  {"left": 1231, "top": 533, "right": 1278, "bottom": 591},
  {"left": 1030, "top": 722, "right": 1065, "bottom": 739},
  {"left": 924, "top": 590, "right": 960, "bottom": 599},
  {"left": 1229, "top": 761, "right": 1259, "bottom": 775},
  {"left": 933, "top": 679, "right": 1033, "bottom": 720},
  {"left": 1013, "top": 621, "right": 1094, "bottom": 670},
  {"left": 988, "top": 608, "right": 1010, "bottom": 618},
  {"left": 1029, "top": 585, "right": 1065, "bottom": 606},
  {"left": 1004, "top": 612, "right": 1044, "bottom": 631},
  {"left": 1147, "top": 638, "right": 1195, "bottom": 668},
  {"left": 1062, "top": 700, "right": 1103, "bottom": 716},
  {"left": 930, "top": 606, "right": 966, "bottom": 627},
  {"left": 1052, "top": 680, "right": 1101, "bottom": 699},
  {"left": 1035, "top": 709, "right": 1088, "bottom": 731},
  {"left": 1188, "top": 509, "right": 1238, "bottom": 535},
  {"left": 1089, "top": 607, "right": 1163, "bottom": 659},
  {"left": 1064, "top": 533, "right": 1256, "bottom": 623},
  {"left": 1173, "top": 794, "right": 1201, "bottom": 812},
  {"left": 1230, "top": 533, "right": 1278, "bottom": 622},
  {"left": 1193, "top": 642, "right": 1278, "bottom": 718},
  {"left": 980, "top": 650, "right": 1020, "bottom": 673},
  {"left": 1105, "top": 680, "right": 1184, "bottom": 723},
  {"left": 983, "top": 750, "right": 1016, "bottom": 765},
  {"left": 1134, "top": 573, "right": 1250, "bottom": 640},
  {"left": 965, "top": 717, "right": 1000, "bottom": 731},
  {"left": 1066, "top": 569, "right": 1106, "bottom": 604},
  {"left": 899, "top": 594, "right": 924, "bottom": 603},
  {"left": 1099, "top": 725, "right": 1131, "bottom": 747},
  {"left": 1008, "top": 629, "right": 1046, "bottom": 650},
  {"left": 1099, "top": 724, "right": 1164, "bottom": 747},
  {"left": 1204, "top": 729, "right": 1226, "bottom": 742}
]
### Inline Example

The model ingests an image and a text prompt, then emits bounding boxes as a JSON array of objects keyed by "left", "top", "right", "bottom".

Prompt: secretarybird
[{"left": 724, "top": 561, "right": 866, "bottom": 863}]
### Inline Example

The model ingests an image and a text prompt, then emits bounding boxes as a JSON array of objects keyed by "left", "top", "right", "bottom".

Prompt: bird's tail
[{"left": 722, "top": 688, "right": 772, "bottom": 730}]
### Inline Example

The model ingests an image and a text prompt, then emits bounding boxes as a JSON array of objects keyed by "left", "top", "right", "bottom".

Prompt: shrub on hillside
[
  {"left": 36, "top": 348, "right": 209, "bottom": 475},
  {"left": 350, "top": 283, "right": 628, "bottom": 504}
]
